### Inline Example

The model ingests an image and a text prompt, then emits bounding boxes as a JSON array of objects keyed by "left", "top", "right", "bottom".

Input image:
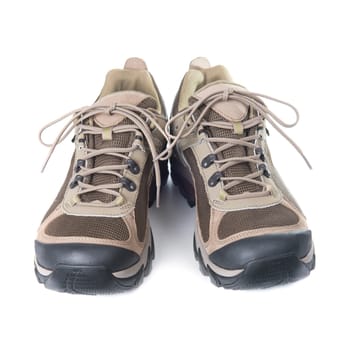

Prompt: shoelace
[
  {"left": 161, "top": 87, "right": 311, "bottom": 200},
  {"left": 39, "top": 103, "right": 169, "bottom": 207}
]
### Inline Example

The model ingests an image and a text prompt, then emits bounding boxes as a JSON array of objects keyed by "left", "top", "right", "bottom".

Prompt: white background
[{"left": 0, "top": 0, "right": 349, "bottom": 349}]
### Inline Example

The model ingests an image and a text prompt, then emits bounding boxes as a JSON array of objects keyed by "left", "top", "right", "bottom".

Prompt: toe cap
[
  {"left": 209, "top": 230, "right": 312, "bottom": 270},
  {"left": 35, "top": 241, "right": 140, "bottom": 272}
]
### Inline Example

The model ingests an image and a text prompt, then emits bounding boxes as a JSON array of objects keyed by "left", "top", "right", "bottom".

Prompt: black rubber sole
[
  {"left": 35, "top": 236, "right": 155, "bottom": 295},
  {"left": 171, "top": 155, "right": 315, "bottom": 289},
  {"left": 193, "top": 236, "right": 315, "bottom": 289}
]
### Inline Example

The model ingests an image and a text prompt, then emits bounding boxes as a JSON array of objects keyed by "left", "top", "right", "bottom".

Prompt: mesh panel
[
  {"left": 46, "top": 214, "right": 129, "bottom": 240},
  {"left": 81, "top": 97, "right": 157, "bottom": 203},
  {"left": 184, "top": 149, "right": 210, "bottom": 242},
  {"left": 218, "top": 204, "right": 299, "bottom": 239},
  {"left": 138, "top": 97, "right": 157, "bottom": 109},
  {"left": 135, "top": 158, "right": 152, "bottom": 242}
]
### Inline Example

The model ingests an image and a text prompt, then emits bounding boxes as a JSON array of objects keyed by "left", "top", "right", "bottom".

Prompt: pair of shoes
[{"left": 35, "top": 57, "right": 315, "bottom": 294}]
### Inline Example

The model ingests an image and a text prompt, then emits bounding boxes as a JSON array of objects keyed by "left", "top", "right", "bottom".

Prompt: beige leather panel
[
  {"left": 36, "top": 206, "right": 146, "bottom": 255},
  {"left": 203, "top": 199, "right": 308, "bottom": 255}
]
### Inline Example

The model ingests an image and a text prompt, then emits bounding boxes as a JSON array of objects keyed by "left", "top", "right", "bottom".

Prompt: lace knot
[
  {"left": 222, "top": 89, "right": 229, "bottom": 101},
  {"left": 108, "top": 103, "right": 118, "bottom": 115}
]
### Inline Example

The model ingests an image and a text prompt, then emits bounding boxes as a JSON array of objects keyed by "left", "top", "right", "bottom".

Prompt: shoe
[
  {"left": 169, "top": 57, "right": 315, "bottom": 289},
  {"left": 35, "top": 58, "right": 168, "bottom": 294}
]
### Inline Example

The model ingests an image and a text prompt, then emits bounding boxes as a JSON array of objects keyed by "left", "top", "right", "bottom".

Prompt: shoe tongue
[
  {"left": 93, "top": 91, "right": 157, "bottom": 127},
  {"left": 193, "top": 82, "right": 262, "bottom": 195},
  {"left": 194, "top": 82, "right": 248, "bottom": 122},
  {"left": 81, "top": 91, "right": 156, "bottom": 204}
]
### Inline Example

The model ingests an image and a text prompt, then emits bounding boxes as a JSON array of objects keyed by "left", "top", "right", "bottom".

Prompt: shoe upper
[
  {"left": 36, "top": 58, "right": 168, "bottom": 266},
  {"left": 170, "top": 57, "right": 311, "bottom": 263}
]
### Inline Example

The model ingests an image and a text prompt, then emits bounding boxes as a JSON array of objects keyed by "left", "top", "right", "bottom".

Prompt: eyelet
[
  {"left": 201, "top": 154, "right": 217, "bottom": 168},
  {"left": 121, "top": 177, "right": 137, "bottom": 192},
  {"left": 255, "top": 148, "right": 266, "bottom": 162},
  {"left": 69, "top": 175, "right": 84, "bottom": 189},
  {"left": 74, "top": 159, "right": 85, "bottom": 172},
  {"left": 127, "top": 159, "right": 140, "bottom": 175},
  {"left": 208, "top": 172, "right": 222, "bottom": 187},
  {"left": 258, "top": 163, "right": 267, "bottom": 171},
  {"left": 263, "top": 170, "right": 271, "bottom": 178},
  {"left": 258, "top": 164, "right": 270, "bottom": 178},
  {"left": 135, "top": 135, "right": 143, "bottom": 141},
  {"left": 257, "top": 127, "right": 269, "bottom": 136}
]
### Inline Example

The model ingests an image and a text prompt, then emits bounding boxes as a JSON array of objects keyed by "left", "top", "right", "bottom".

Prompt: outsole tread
[
  {"left": 35, "top": 237, "right": 155, "bottom": 295},
  {"left": 194, "top": 236, "right": 315, "bottom": 289}
]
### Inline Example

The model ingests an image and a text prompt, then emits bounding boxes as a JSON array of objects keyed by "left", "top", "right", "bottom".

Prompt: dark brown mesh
[
  {"left": 46, "top": 214, "right": 129, "bottom": 240},
  {"left": 41, "top": 155, "right": 75, "bottom": 223},
  {"left": 137, "top": 97, "right": 157, "bottom": 110},
  {"left": 81, "top": 97, "right": 157, "bottom": 203},
  {"left": 184, "top": 148, "right": 210, "bottom": 242},
  {"left": 135, "top": 158, "right": 152, "bottom": 242},
  {"left": 218, "top": 204, "right": 299, "bottom": 239}
]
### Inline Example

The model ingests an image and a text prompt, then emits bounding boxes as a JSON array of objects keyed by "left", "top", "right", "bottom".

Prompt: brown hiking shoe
[
  {"left": 169, "top": 57, "right": 315, "bottom": 289},
  {"left": 35, "top": 58, "right": 168, "bottom": 294}
]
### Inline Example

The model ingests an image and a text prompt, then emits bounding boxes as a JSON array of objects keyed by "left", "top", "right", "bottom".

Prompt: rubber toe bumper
[
  {"left": 209, "top": 231, "right": 312, "bottom": 270},
  {"left": 34, "top": 240, "right": 154, "bottom": 294},
  {"left": 35, "top": 241, "right": 140, "bottom": 271},
  {"left": 194, "top": 230, "right": 315, "bottom": 289}
]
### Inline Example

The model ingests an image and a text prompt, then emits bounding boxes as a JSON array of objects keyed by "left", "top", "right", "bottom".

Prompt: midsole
[
  {"left": 35, "top": 259, "right": 52, "bottom": 276},
  {"left": 300, "top": 243, "right": 314, "bottom": 264},
  {"left": 34, "top": 231, "right": 152, "bottom": 279},
  {"left": 194, "top": 228, "right": 314, "bottom": 277}
]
